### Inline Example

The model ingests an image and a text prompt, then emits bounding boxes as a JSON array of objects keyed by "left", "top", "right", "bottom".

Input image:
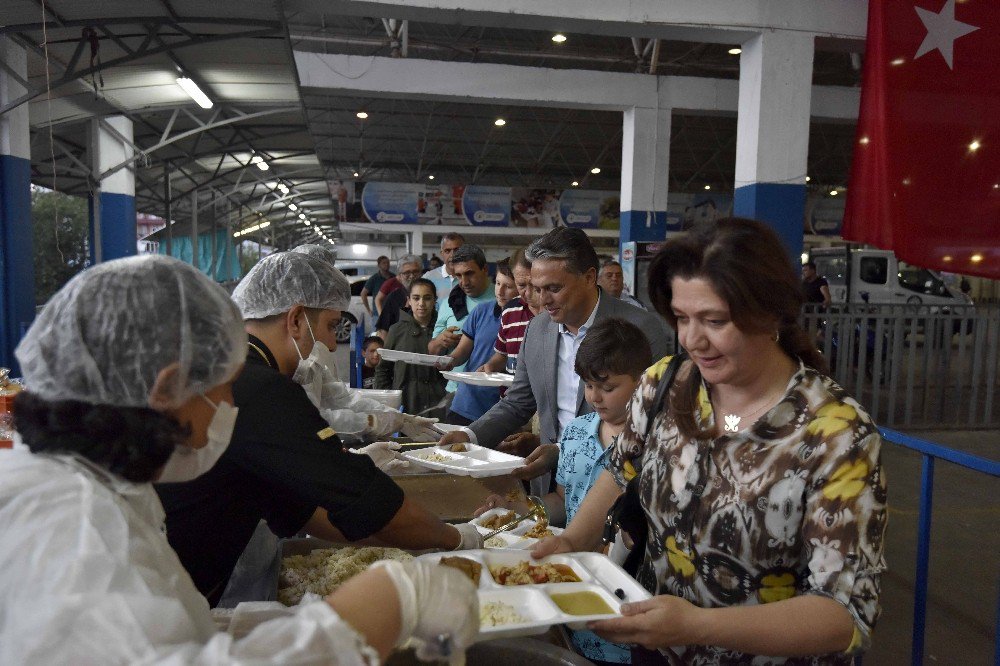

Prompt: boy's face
[
  {"left": 584, "top": 372, "right": 640, "bottom": 427},
  {"left": 363, "top": 343, "right": 382, "bottom": 367}
]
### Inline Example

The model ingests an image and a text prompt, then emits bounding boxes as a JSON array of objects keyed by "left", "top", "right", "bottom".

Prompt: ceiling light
[
  {"left": 800, "top": 252, "right": 809, "bottom": 264},
  {"left": 571, "top": 181, "right": 579, "bottom": 187},
  {"left": 277, "top": 183, "right": 289, "bottom": 194},
  {"left": 590, "top": 167, "right": 601, "bottom": 174},
  {"left": 805, "top": 176, "right": 811, "bottom": 182},
  {"left": 494, "top": 118, "right": 506, "bottom": 127},
  {"left": 942, "top": 255, "right": 953, "bottom": 262},
  {"left": 304, "top": 220, "right": 310, "bottom": 226},
  {"left": 890, "top": 57, "right": 906, "bottom": 66},
  {"left": 829, "top": 189, "right": 839, "bottom": 196},
  {"left": 298, "top": 212, "right": 306, "bottom": 219},
  {"left": 704, "top": 185, "right": 711, "bottom": 190},
  {"left": 353, "top": 171, "right": 359, "bottom": 178},
  {"left": 176, "top": 77, "right": 213, "bottom": 109},
  {"left": 971, "top": 254, "right": 983, "bottom": 263},
  {"left": 551, "top": 34, "right": 567, "bottom": 43},
  {"left": 728, "top": 47, "right": 742, "bottom": 55},
  {"left": 859, "top": 136, "right": 870, "bottom": 145},
  {"left": 328, "top": 239, "right": 335, "bottom": 245},
  {"left": 428, "top": 174, "right": 435, "bottom": 180},
  {"left": 356, "top": 111, "right": 369, "bottom": 119},
  {"left": 288, "top": 203, "right": 298, "bottom": 211},
  {"left": 352, "top": 243, "right": 368, "bottom": 255},
  {"left": 969, "top": 139, "right": 981, "bottom": 152},
  {"left": 251, "top": 154, "right": 269, "bottom": 171}
]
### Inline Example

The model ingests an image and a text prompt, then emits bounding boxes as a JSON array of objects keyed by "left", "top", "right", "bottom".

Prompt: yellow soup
[{"left": 549, "top": 591, "right": 615, "bottom": 616}]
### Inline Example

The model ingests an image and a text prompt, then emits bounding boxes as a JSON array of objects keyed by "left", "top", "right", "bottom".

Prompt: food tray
[
  {"left": 440, "top": 370, "right": 515, "bottom": 387},
  {"left": 474, "top": 508, "right": 565, "bottom": 551},
  {"left": 399, "top": 443, "right": 524, "bottom": 478},
  {"left": 417, "top": 549, "right": 651, "bottom": 639},
  {"left": 376, "top": 348, "right": 451, "bottom": 366}
]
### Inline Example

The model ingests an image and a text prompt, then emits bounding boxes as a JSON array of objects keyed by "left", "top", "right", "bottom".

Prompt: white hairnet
[
  {"left": 232, "top": 251, "right": 351, "bottom": 319},
  {"left": 290, "top": 243, "right": 338, "bottom": 267},
  {"left": 15, "top": 255, "right": 246, "bottom": 409}
]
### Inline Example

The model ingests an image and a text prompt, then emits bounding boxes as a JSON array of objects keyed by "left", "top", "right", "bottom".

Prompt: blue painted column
[
  {"left": 619, "top": 101, "right": 672, "bottom": 249},
  {"left": 0, "top": 37, "right": 35, "bottom": 374},
  {"left": 733, "top": 31, "right": 814, "bottom": 263},
  {"left": 90, "top": 116, "right": 137, "bottom": 263}
]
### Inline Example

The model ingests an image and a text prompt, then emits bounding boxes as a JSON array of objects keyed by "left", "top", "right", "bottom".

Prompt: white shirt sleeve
[
  {"left": 0, "top": 454, "right": 379, "bottom": 665},
  {"left": 316, "top": 379, "right": 395, "bottom": 434}
]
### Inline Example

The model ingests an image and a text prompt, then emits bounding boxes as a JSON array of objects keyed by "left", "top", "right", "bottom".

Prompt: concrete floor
[{"left": 335, "top": 346, "right": 999, "bottom": 663}]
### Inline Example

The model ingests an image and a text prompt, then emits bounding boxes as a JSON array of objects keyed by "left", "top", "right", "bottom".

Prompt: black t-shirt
[
  {"left": 803, "top": 276, "right": 829, "bottom": 304},
  {"left": 375, "top": 288, "right": 410, "bottom": 331},
  {"left": 156, "top": 335, "right": 405, "bottom": 604}
]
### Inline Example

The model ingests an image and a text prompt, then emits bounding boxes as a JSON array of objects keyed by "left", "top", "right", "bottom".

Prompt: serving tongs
[{"left": 482, "top": 495, "right": 548, "bottom": 541}]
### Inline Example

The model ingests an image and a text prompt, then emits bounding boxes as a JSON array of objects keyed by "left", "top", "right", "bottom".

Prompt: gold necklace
[{"left": 717, "top": 387, "right": 784, "bottom": 433}]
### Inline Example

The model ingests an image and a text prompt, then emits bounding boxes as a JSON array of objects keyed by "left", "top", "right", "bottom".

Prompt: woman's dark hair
[
  {"left": 647, "top": 217, "right": 828, "bottom": 438},
  {"left": 407, "top": 277, "right": 437, "bottom": 297},
  {"left": 12, "top": 391, "right": 189, "bottom": 483},
  {"left": 574, "top": 318, "right": 653, "bottom": 383}
]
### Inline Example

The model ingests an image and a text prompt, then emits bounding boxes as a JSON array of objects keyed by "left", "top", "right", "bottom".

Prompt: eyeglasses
[{"left": 400, "top": 270, "right": 422, "bottom": 278}]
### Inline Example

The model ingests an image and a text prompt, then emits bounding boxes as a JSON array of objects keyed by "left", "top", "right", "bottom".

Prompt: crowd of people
[{"left": 0, "top": 218, "right": 886, "bottom": 665}]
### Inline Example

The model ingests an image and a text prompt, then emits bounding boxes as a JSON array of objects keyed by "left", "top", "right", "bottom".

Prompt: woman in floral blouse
[{"left": 533, "top": 217, "right": 887, "bottom": 665}]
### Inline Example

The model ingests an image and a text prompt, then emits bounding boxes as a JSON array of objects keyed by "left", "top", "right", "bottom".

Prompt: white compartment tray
[
  {"left": 399, "top": 443, "right": 524, "bottom": 478},
  {"left": 376, "top": 348, "right": 451, "bottom": 366},
  {"left": 418, "top": 549, "right": 651, "bottom": 639},
  {"left": 474, "top": 508, "right": 564, "bottom": 550},
  {"left": 440, "top": 370, "right": 515, "bottom": 387}
]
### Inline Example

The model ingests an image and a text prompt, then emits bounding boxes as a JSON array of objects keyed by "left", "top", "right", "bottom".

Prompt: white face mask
[
  {"left": 157, "top": 395, "right": 239, "bottom": 484},
  {"left": 291, "top": 315, "right": 337, "bottom": 409}
]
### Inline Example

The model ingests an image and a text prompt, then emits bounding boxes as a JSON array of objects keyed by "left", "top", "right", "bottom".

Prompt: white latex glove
[
  {"left": 452, "top": 522, "right": 484, "bottom": 551},
  {"left": 367, "top": 409, "right": 406, "bottom": 438},
  {"left": 400, "top": 414, "right": 441, "bottom": 441},
  {"left": 353, "top": 441, "right": 409, "bottom": 472},
  {"left": 374, "top": 559, "right": 479, "bottom": 663}
]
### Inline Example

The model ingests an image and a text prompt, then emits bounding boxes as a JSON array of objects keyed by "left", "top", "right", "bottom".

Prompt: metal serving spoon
[{"left": 482, "top": 495, "right": 548, "bottom": 541}]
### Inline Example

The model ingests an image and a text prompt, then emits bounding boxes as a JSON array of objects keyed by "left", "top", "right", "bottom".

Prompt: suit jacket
[{"left": 469, "top": 291, "right": 672, "bottom": 449}]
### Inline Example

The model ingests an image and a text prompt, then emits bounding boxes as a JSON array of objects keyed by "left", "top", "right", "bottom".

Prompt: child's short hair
[
  {"left": 574, "top": 318, "right": 652, "bottom": 382},
  {"left": 362, "top": 335, "right": 384, "bottom": 351}
]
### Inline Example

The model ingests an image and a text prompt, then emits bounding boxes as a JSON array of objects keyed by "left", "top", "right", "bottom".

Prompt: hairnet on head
[
  {"left": 290, "top": 243, "right": 338, "bottom": 267},
  {"left": 232, "top": 251, "right": 351, "bottom": 319},
  {"left": 15, "top": 255, "right": 247, "bottom": 410}
]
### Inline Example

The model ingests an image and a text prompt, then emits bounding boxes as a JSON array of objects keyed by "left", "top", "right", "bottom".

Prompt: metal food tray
[{"left": 418, "top": 549, "right": 651, "bottom": 639}]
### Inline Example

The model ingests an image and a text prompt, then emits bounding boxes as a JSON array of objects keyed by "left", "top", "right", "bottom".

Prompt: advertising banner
[
  {"left": 361, "top": 182, "right": 422, "bottom": 224},
  {"left": 462, "top": 185, "right": 510, "bottom": 226}
]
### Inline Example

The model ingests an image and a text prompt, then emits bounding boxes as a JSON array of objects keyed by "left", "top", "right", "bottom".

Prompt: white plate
[
  {"left": 376, "top": 348, "right": 451, "bottom": 367},
  {"left": 398, "top": 443, "right": 524, "bottom": 478},
  {"left": 418, "top": 550, "right": 651, "bottom": 639},
  {"left": 440, "top": 371, "right": 515, "bottom": 387}
]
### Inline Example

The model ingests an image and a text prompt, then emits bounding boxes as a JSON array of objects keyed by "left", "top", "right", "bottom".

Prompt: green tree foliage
[{"left": 31, "top": 189, "right": 90, "bottom": 303}]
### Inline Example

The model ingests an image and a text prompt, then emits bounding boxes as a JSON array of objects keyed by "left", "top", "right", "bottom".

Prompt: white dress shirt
[{"left": 556, "top": 293, "right": 600, "bottom": 436}]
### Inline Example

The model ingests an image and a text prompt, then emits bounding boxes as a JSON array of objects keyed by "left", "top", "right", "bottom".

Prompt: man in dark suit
[{"left": 438, "top": 228, "right": 670, "bottom": 465}]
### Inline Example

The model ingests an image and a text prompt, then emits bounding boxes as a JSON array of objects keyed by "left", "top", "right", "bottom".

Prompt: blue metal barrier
[{"left": 878, "top": 428, "right": 1000, "bottom": 666}]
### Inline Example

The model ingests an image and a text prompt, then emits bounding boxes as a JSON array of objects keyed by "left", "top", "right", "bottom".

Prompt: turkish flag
[{"left": 843, "top": 0, "right": 1000, "bottom": 279}]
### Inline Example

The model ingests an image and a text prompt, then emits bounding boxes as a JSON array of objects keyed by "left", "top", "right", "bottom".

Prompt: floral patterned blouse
[{"left": 608, "top": 357, "right": 887, "bottom": 665}]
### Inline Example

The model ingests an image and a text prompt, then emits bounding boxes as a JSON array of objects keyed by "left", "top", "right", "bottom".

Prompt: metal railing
[
  {"left": 878, "top": 428, "right": 1000, "bottom": 665},
  {"left": 801, "top": 304, "right": 1000, "bottom": 428}
]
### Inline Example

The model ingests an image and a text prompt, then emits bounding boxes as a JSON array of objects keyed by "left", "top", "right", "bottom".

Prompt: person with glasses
[{"left": 374, "top": 255, "right": 426, "bottom": 338}]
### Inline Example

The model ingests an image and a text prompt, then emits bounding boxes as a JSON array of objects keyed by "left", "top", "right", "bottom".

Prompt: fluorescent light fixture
[
  {"left": 304, "top": 220, "right": 310, "bottom": 226},
  {"left": 353, "top": 171, "right": 360, "bottom": 177},
  {"left": 971, "top": 253, "right": 984, "bottom": 263},
  {"left": 800, "top": 252, "right": 809, "bottom": 264},
  {"left": 829, "top": 189, "right": 839, "bottom": 196},
  {"left": 328, "top": 239, "right": 335, "bottom": 245},
  {"left": 356, "top": 111, "right": 369, "bottom": 119},
  {"left": 571, "top": 181, "right": 579, "bottom": 187},
  {"left": 494, "top": 118, "right": 506, "bottom": 127},
  {"left": 704, "top": 185, "right": 711, "bottom": 190},
  {"left": 352, "top": 243, "right": 368, "bottom": 255},
  {"left": 890, "top": 57, "right": 906, "bottom": 66},
  {"left": 298, "top": 212, "right": 306, "bottom": 219},
  {"left": 251, "top": 154, "right": 269, "bottom": 171},
  {"left": 277, "top": 183, "right": 289, "bottom": 194},
  {"left": 288, "top": 203, "right": 298, "bottom": 211},
  {"left": 428, "top": 175, "right": 435, "bottom": 180},
  {"left": 728, "top": 47, "right": 742, "bottom": 55},
  {"left": 176, "top": 77, "right": 213, "bottom": 109},
  {"left": 590, "top": 167, "right": 601, "bottom": 174},
  {"left": 551, "top": 34, "right": 567, "bottom": 43}
]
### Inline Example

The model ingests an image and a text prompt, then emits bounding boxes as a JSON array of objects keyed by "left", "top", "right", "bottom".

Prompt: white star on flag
[{"left": 914, "top": 0, "right": 979, "bottom": 69}]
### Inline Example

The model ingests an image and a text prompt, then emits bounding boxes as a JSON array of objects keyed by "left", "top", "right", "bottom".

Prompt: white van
[{"left": 810, "top": 248, "right": 970, "bottom": 309}]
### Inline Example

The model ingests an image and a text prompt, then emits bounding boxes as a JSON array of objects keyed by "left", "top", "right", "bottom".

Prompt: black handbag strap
[{"left": 643, "top": 350, "right": 688, "bottom": 441}]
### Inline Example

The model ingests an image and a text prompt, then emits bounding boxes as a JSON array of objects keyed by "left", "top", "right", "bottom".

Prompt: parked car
[{"left": 337, "top": 275, "right": 374, "bottom": 344}]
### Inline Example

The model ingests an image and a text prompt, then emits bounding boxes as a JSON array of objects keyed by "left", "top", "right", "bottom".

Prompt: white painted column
[
  {"left": 620, "top": 89, "right": 672, "bottom": 246},
  {"left": 90, "top": 115, "right": 137, "bottom": 262},
  {"left": 733, "top": 31, "right": 814, "bottom": 261},
  {"left": 410, "top": 229, "right": 423, "bottom": 259}
]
